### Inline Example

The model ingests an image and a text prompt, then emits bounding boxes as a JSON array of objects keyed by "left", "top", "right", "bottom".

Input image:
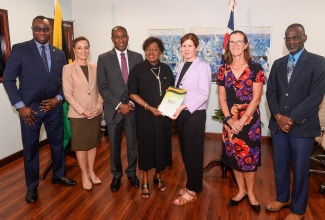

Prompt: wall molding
[{"left": 0, "top": 139, "right": 49, "bottom": 168}]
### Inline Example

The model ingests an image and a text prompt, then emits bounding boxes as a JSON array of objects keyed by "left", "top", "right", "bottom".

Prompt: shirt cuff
[
  {"left": 115, "top": 102, "right": 122, "bottom": 110},
  {"left": 14, "top": 101, "right": 25, "bottom": 110},
  {"left": 56, "top": 95, "right": 63, "bottom": 102},
  {"left": 129, "top": 101, "right": 135, "bottom": 108}
]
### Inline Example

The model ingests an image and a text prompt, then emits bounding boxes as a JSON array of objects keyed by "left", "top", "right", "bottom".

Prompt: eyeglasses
[
  {"left": 229, "top": 40, "right": 245, "bottom": 46},
  {"left": 283, "top": 35, "right": 305, "bottom": 42},
  {"left": 32, "top": 27, "right": 51, "bottom": 33}
]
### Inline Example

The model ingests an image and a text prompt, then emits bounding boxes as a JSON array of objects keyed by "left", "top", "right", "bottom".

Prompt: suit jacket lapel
[
  {"left": 288, "top": 50, "right": 307, "bottom": 89},
  {"left": 72, "top": 60, "right": 89, "bottom": 86},
  {"left": 181, "top": 57, "right": 199, "bottom": 82},
  {"left": 280, "top": 55, "right": 289, "bottom": 86},
  {"left": 111, "top": 49, "right": 126, "bottom": 84},
  {"left": 29, "top": 40, "right": 47, "bottom": 73}
]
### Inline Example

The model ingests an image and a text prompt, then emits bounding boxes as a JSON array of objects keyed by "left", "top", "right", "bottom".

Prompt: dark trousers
[
  {"left": 107, "top": 114, "right": 137, "bottom": 179},
  {"left": 176, "top": 110, "right": 206, "bottom": 192},
  {"left": 271, "top": 131, "right": 314, "bottom": 215},
  {"left": 20, "top": 104, "right": 65, "bottom": 190}
]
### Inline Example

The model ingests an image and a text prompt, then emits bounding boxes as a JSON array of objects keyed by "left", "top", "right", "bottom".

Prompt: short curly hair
[{"left": 142, "top": 37, "right": 165, "bottom": 52}]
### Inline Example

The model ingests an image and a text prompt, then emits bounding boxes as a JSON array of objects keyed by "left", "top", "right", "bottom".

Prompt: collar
[
  {"left": 115, "top": 48, "right": 128, "bottom": 57},
  {"left": 34, "top": 40, "right": 49, "bottom": 49},
  {"left": 289, "top": 48, "right": 304, "bottom": 64}
]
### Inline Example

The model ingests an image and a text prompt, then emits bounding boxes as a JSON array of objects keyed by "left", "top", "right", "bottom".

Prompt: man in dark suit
[
  {"left": 266, "top": 23, "right": 325, "bottom": 220},
  {"left": 97, "top": 26, "right": 143, "bottom": 192},
  {"left": 3, "top": 16, "right": 76, "bottom": 204}
]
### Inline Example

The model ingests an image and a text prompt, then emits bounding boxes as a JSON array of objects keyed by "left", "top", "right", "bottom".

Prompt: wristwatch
[
  {"left": 56, "top": 97, "right": 62, "bottom": 103},
  {"left": 223, "top": 115, "right": 232, "bottom": 128},
  {"left": 223, "top": 115, "right": 231, "bottom": 123}
]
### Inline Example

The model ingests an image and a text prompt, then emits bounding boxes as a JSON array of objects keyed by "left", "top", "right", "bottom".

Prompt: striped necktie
[
  {"left": 287, "top": 57, "right": 295, "bottom": 82},
  {"left": 41, "top": 45, "right": 49, "bottom": 73}
]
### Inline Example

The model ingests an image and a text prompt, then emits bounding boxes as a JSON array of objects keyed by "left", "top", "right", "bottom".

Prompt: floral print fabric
[{"left": 216, "top": 62, "right": 266, "bottom": 171}]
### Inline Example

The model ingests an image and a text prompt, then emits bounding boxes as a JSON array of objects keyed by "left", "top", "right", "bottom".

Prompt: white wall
[
  {"left": 71, "top": 0, "right": 325, "bottom": 135},
  {"left": 1, "top": 0, "right": 325, "bottom": 159},
  {"left": 0, "top": 0, "right": 72, "bottom": 159}
]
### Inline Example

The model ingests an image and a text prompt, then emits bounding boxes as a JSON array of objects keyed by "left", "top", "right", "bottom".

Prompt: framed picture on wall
[
  {"left": 148, "top": 29, "right": 183, "bottom": 77},
  {"left": 237, "top": 26, "right": 272, "bottom": 79},
  {"left": 189, "top": 28, "right": 225, "bottom": 82},
  {"left": 0, "top": 9, "right": 11, "bottom": 83}
]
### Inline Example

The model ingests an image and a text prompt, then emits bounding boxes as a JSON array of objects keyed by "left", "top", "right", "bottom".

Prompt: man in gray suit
[
  {"left": 266, "top": 23, "right": 325, "bottom": 220},
  {"left": 97, "top": 26, "right": 143, "bottom": 192}
]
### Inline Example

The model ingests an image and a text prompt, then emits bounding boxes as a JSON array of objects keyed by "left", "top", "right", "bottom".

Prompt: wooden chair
[{"left": 310, "top": 96, "right": 325, "bottom": 194}]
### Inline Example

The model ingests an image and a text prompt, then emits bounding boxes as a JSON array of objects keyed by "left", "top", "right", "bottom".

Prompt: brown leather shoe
[
  {"left": 265, "top": 199, "right": 291, "bottom": 212},
  {"left": 284, "top": 212, "right": 304, "bottom": 220}
]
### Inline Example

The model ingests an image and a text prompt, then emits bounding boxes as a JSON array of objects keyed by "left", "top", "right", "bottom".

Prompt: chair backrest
[{"left": 317, "top": 96, "right": 325, "bottom": 149}]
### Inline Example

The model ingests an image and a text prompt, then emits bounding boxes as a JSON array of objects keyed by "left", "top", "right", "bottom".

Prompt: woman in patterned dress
[{"left": 216, "top": 30, "right": 266, "bottom": 213}]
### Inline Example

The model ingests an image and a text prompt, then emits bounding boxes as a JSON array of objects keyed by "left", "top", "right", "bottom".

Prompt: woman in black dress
[
  {"left": 128, "top": 37, "right": 175, "bottom": 199},
  {"left": 216, "top": 31, "right": 266, "bottom": 212}
]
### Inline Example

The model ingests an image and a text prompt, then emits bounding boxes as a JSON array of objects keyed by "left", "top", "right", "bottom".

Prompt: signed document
[{"left": 158, "top": 86, "right": 187, "bottom": 118}]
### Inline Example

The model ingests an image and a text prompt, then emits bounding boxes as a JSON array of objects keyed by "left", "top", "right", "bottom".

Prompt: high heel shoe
[
  {"left": 228, "top": 194, "right": 248, "bottom": 207},
  {"left": 248, "top": 198, "right": 260, "bottom": 213},
  {"left": 90, "top": 176, "right": 101, "bottom": 185},
  {"left": 141, "top": 183, "right": 150, "bottom": 199},
  {"left": 153, "top": 177, "right": 167, "bottom": 192},
  {"left": 82, "top": 177, "right": 92, "bottom": 190}
]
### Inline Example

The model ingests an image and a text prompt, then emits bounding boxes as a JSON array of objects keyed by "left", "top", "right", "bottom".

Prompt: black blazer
[{"left": 266, "top": 49, "right": 325, "bottom": 137}]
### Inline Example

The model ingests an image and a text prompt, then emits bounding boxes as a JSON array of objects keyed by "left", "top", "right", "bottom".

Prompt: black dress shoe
[
  {"left": 128, "top": 175, "right": 140, "bottom": 188},
  {"left": 228, "top": 194, "right": 248, "bottom": 207},
  {"left": 52, "top": 176, "right": 77, "bottom": 186},
  {"left": 25, "top": 189, "right": 38, "bottom": 204},
  {"left": 110, "top": 178, "right": 121, "bottom": 192}
]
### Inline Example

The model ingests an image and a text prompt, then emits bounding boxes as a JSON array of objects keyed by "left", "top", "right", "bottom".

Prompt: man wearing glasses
[
  {"left": 3, "top": 15, "right": 76, "bottom": 204},
  {"left": 266, "top": 23, "right": 325, "bottom": 220}
]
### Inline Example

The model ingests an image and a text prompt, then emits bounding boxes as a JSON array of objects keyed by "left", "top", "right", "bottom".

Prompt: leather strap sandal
[
  {"left": 173, "top": 189, "right": 197, "bottom": 206},
  {"left": 178, "top": 188, "right": 187, "bottom": 195},
  {"left": 153, "top": 177, "right": 167, "bottom": 192},
  {"left": 141, "top": 183, "right": 150, "bottom": 199}
]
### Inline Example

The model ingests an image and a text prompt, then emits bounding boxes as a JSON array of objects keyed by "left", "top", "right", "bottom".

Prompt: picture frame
[
  {"left": 0, "top": 9, "right": 11, "bottom": 83},
  {"left": 148, "top": 29, "right": 183, "bottom": 77},
  {"left": 236, "top": 26, "right": 272, "bottom": 79},
  {"left": 189, "top": 28, "right": 225, "bottom": 82}
]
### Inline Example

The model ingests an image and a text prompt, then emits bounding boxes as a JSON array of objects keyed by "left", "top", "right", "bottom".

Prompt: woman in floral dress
[{"left": 216, "top": 30, "right": 266, "bottom": 213}]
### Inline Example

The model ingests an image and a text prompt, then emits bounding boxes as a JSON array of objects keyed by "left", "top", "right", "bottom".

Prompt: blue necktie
[
  {"left": 287, "top": 57, "right": 295, "bottom": 82},
  {"left": 41, "top": 45, "right": 49, "bottom": 73}
]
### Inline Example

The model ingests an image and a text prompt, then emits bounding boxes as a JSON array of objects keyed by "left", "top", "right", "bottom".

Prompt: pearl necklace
[{"left": 150, "top": 66, "right": 162, "bottom": 96}]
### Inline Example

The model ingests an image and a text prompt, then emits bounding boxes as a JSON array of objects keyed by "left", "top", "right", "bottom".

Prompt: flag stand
[{"left": 40, "top": 140, "right": 76, "bottom": 179}]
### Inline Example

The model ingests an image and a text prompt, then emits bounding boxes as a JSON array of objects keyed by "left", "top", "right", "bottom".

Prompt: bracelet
[{"left": 144, "top": 103, "right": 148, "bottom": 110}]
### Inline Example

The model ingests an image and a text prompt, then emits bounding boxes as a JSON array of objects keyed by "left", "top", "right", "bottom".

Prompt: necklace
[
  {"left": 231, "top": 62, "right": 246, "bottom": 71},
  {"left": 150, "top": 66, "right": 162, "bottom": 96}
]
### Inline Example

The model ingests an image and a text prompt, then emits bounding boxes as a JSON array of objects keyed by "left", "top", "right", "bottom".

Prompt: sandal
[
  {"left": 173, "top": 189, "right": 197, "bottom": 206},
  {"left": 141, "top": 183, "right": 150, "bottom": 199},
  {"left": 178, "top": 188, "right": 187, "bottom": 195},
  {"left": 153, "top": 177, "right": 167, "bottom": 192}
]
